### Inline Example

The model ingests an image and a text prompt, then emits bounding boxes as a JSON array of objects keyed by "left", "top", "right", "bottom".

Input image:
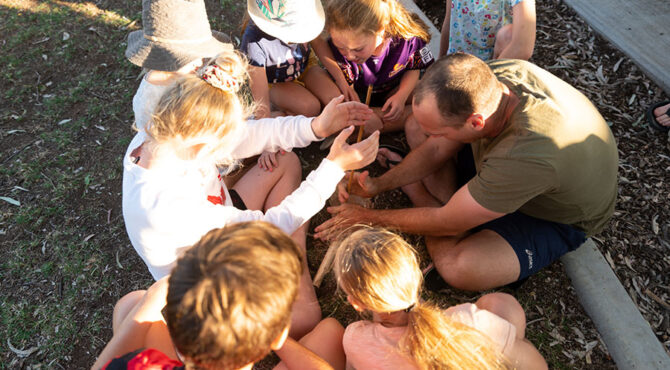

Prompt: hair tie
[
  {"left": 198, "top": 64, "right": 238, "bottom": 93},
  {"left": 404, "top": 303, "right": 415, "bottom": 313}
]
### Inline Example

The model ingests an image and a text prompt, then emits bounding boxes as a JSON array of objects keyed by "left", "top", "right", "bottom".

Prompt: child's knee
[
  {"left": 404, "top": 115, "right": 427, "bottom": 149},
  {"left": 294, "top": 94, "right": 322, "bottom": 117},
  {"left": 113, "top": 290, "right": 146, "bottom": 330},
  {"left": 476, "top": 292, "right": 526, "bottom": 333},
  {"left": 276, "top": 151, "right": 301, "bottom": 175},
  {"left": 318, "top": 317, "right": 345, "bottom": 336}
]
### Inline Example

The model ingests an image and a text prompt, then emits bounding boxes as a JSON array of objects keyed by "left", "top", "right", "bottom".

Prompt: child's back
[{"left": 333, "top": 227, "right": 547, "bottom": 370}]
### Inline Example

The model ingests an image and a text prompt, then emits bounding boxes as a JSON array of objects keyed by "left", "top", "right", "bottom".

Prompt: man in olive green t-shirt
[{"left": 315, "top": 53, "right": 618, "bottom": 291}]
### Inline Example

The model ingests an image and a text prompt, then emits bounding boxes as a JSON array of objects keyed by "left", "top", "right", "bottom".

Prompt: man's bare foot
[
  {"left": 647, "top": 101, "right": 670, "bottom": 132},
  {"left": 653, "top": 103, "right": 670, "bottom": 127},
  {"left": 376, "top": 145, "right": 406, "bottom": 168}
]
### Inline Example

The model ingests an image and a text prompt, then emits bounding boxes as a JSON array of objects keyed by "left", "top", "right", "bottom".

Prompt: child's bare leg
[
  {"left": 270, "top": 82, "right": 321, "bottom": 117},
  {"left": 232, "top": 153, "right": 322, "bottom": 338},
  {"left": 475, "top": 293, "right": 526, "bottom": 338},
  {"left": 475, "top": 293, "right": 547, "bottom": 370},
  {"left": 273, "top": 318, "right": 346, "bottom": 370},
  {"left": 302, "top": 67, "right": 341, "bottom": 107},
  {"left": 112, "top": 290, "right": 146, "bottom": 333},
  {"left": 493, "top": 24, "right": 513, "bottom": 59}
]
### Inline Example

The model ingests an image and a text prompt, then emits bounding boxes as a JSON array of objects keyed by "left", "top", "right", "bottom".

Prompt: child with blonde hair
[
  {"left": 440, "top": 0, "right": 536, "bottom": 60},
  {"left": 315, "top": 0, "right": 435, "bottom": 134},
  {"left": 122, "top": 48, "right": 378, "bottom": 338},
  {"left": 241, "top": 0, "right": 342, "bottom": 171},
  {"left": 93, "top": 222, "right": 346, "bottom": 369},
  {"left": 126, "top": 0, "right": 233, "bottom": 131},
  {"left": 333, "top": 227, "right": 548, "bottom": 370}
]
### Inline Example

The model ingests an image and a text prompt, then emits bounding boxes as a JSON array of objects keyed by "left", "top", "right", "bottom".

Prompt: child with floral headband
[
  {"left": 333, "top": 227, "right": 547, "bottom": 369},
  {"left": 241, "top": 0, "right": 344, "bottom": 172},
  {"left": 122, "top": 48, "right": 378, "bottom": 338},
  {"left": 125, "top": 0, "right": 232, "bottom": 131}
]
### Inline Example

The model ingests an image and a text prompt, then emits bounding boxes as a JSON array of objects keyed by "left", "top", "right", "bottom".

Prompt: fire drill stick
[{"left": 346, "top": 84, "right": 373, "bottom": 193}]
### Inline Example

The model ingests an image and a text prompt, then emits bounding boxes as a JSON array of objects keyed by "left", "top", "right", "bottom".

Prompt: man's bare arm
[
  {"left": 316, "top": 184, "right": 503, "bottom": 238},
  {"left": 373, "top": 135, "right": 462, "bottom": 194}
]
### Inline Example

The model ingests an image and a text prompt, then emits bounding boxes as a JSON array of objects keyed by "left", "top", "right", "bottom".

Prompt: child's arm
[
  {"left": 91, "top": 278, "right": 170, "bottom": 369},
  {"left": 311, "top": 37, "right": 359, "bottom": 102},
  {"left": 248, "top": 65, "right": 272, "bottom": 119},
  {"left": 439, "top": 0, "right": 453, "bottom": 57},
  {"left": 381, "top": 69, "right": 420, "bottom": 122},
  {"left": 274, "top": 337, "right": 334, "bottom": 370},
  {"left": 495, "top": 0, "right": 536, "bottom": 60}
]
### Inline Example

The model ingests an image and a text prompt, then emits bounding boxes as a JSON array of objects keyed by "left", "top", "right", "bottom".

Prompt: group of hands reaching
[
  {"left": 260, "top": 95, "right": 391, "bottom": 238},
  {"left": 258, "top": 85, "right": 408, "bottom": 171}
]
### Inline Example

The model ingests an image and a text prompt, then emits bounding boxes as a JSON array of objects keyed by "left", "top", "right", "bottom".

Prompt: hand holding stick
[
  {"left": 347, "top": 85, "right": 373, "bottom": 193},
  {"left": 315, "top": 85, "right": 373, "bottom": 288}
]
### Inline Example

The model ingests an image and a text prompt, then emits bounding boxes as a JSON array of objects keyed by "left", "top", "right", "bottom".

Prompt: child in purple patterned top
[{"left": 314, "top": 0, "right": 435, "bottom": 135}]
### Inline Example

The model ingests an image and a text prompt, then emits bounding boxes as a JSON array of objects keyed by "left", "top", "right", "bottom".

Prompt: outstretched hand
[
  {"left": 326, "top": 126, "right": 379, "bottom": 171},
  {"left": 311, "top": 95, "right": 373, "bottom": 138},
  {"left": 314, "top": 203, "right": 370, "bottom": 240}
]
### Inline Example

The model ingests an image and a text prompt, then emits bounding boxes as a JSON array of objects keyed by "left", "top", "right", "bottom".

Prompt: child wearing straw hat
[
  {"left": 126, "top": 0, "right": 233, "bottom": 131},
  {"left": 241, "top": 0, "right": 343, "bottom": 172}
]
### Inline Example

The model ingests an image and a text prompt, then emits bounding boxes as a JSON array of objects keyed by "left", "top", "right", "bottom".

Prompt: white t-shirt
[
  {"left": 132, "top": 77, "right": 171, "bottom": 131},
  {"left": 122, "top": 116, "right": 343, "bottom": 279}
]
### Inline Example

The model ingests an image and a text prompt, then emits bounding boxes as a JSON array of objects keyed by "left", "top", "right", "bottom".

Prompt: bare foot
[
  {"left": 376, "top": 147, "right": 404, "bottom": 168},
  {"left": 653, "top": 103, "right": 670, "bottom": 127}
]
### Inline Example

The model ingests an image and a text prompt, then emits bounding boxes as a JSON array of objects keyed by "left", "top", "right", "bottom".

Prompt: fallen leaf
[
  {"left": 0, "top": 196, "right": 20, "bottom": 206},
  {"left": 651, "top": 215, "right": 659, "bottom": 235},
  {"left": 6, "top": 338, "right": 39, "bottom": 358}
]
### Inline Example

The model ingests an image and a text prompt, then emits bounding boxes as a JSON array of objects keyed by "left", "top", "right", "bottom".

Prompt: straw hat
[
  {"left": 126, "top": 0, "right": 232, "bottom": 71},
  {"left": 247, "top": 0, "right": 325, "bottom": 43}
]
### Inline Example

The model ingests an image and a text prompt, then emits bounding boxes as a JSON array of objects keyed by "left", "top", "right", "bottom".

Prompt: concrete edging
[{"left": 400, "top": 1, "right": 670, "bottom": 368}]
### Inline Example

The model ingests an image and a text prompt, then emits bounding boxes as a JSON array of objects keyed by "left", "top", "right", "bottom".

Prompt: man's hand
[
  {"left": 337, "top": 171, "right": 379, "bottom": 203},
  {"left": 311, "top": 96, "right": 372, "bottom": 138},
  {"left": 381, "top": 92, "right": 407, "bottom": 122},
  {"left": 314, "top": 203, "right": 370, "bottom": 240},
  {"left": 326, "top": 126, "right": 379, "bottom": 171}
]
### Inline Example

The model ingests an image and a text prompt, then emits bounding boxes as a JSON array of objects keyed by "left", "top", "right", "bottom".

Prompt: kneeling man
[{"left": 316, "top": 53, "right": 618, "bottom": 291}]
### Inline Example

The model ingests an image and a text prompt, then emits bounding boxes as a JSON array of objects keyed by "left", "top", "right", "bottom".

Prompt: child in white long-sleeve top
[{"left": 122, "top": 48, "right": 378, "bottom": 338}]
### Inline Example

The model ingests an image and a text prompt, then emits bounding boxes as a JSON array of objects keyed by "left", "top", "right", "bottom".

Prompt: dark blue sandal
[{"left": 646, "top": 100, "right": 670, "bottom": 132}]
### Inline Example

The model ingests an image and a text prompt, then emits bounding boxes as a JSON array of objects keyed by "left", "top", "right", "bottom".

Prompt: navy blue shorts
[
  {"left": 457, "top": 145, "right": 587, "bottom": 280},
  {"left": 473, "top": 212, "right": 586, "bottom": 280}
]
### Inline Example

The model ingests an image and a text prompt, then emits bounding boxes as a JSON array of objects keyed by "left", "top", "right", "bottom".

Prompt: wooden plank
[{"left": 563, "top": 0, "right": 670, "bottom": 94}]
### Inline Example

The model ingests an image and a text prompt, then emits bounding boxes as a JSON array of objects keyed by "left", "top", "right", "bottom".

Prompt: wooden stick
[
  {"left": 315, "top": 86, "right": 374, "bottom": 287},
  {"left": 313, "top": 240, "right": 339, "bottom": 287},
  {"left": 346, "top": 84, "right": 373, "bottom": 193}
]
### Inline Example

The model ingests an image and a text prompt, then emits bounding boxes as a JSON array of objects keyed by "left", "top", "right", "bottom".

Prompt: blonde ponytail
[
  {"left": 404, "top": 302, "right": 507, "bottom": 369},
  {"left": 334, "top": 227, "right": 508, "bottom": 370},
  {"left": 324, "top": 0, "right": 430, "bottom": 42}
]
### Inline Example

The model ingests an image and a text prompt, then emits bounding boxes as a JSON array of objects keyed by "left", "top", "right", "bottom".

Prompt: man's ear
[
  {"left": 347, "top": 295, "right": 366, "bottom": 312},
  {"left": 270, "top": 326, "right": 290, "bottom": 351},
  {"left": 467, "top": 113, "right": 486, "bottom": 130}
]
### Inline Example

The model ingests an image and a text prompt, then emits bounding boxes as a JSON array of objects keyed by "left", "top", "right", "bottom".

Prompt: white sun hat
[{"left": 247, "top": 0, "right": 325, "bottom": 43}]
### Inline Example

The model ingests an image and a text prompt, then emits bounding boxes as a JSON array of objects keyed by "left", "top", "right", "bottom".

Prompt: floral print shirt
[{"left": 448, "top": 0, "right": 523, "bottom": 60}]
